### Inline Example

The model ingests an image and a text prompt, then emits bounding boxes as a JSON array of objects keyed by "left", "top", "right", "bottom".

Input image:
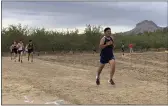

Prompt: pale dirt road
[{"left": 2, "top": 52, "right": 168, "bottom": 104}]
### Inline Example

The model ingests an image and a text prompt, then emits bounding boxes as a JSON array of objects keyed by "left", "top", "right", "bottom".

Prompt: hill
[{"left": 124, "top": 20, "right": 164, "bottom": 35}]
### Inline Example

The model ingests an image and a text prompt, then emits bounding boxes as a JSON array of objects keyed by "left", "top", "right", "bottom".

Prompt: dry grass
[{"left": 2, "top": 52, "right": 168, "bottom": 104}]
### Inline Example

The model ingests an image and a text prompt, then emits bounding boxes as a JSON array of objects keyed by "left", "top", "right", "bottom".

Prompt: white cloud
[{"left": 2, "top": 1, "right": 167, "bottom": 33}]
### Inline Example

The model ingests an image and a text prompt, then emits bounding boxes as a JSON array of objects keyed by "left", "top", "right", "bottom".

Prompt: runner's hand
[
  {"left": 106, "top": 41, "right": 113, "bottom": 46},
  {"left": 113, "top": 44, "right": 116, "bottom": 48}
]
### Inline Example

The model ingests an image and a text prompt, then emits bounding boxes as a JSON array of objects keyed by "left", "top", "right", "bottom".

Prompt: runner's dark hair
[{"left": 104, "top": 27, "right": 111, "bottom": 32}]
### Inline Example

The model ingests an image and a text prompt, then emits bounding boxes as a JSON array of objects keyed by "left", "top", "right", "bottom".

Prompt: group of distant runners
[
  {"left": 10, "top": 40, "right": 34, "bottom": 63},
  {"left": 121, "top": 42, "right": 134, "bottom": 56}
]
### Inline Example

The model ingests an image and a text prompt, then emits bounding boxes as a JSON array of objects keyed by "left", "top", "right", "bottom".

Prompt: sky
[{"left": 2, "top": 1, "right": 168, "bottom": 33}]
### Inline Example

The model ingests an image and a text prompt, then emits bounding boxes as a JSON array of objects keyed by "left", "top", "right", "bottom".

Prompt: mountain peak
[
  {"left": 124, "top": 20, "right": 160, "bottom": 35},
  {"left": 136, "top": 20, "right": 158, "bottom": 28}
]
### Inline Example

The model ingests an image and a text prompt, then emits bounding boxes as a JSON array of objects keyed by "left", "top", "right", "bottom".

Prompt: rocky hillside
[{"left": 124, "top": 20, "right": 163, "bottom": 35}]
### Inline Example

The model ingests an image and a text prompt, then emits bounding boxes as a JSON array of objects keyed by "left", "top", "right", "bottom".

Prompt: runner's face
[{"left": 105, "top": 29, "right": 111, "bottom": 36}]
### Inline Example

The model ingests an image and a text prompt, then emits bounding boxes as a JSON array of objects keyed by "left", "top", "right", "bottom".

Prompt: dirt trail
[{"left": 2, "top": 53, "right": 168, "bottom": 104}]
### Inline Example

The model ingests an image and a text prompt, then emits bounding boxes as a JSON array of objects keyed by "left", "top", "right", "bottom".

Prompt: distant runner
[
  {"left": 96, "top": 27, "right": 116, "bottom": 85},
  {"left": 37, "top": 50, "right": 40, "bottom": 56},
  {"left": 129, "top": 43, "right": 133, "bottom": 53},
  {"left": 121, "top": 42, "right": 125, "bottom": 56},
  {"left": 52, "top": 47, "right": 54, "bottom": 52},
  {"left": 27, "top": 40, "right": 34, "bottom": 62},
  {"left": 10, "top": 43, "right": 14, "bottom": 60},
  {"left": 17, "top": 40, "right": 24, "bottom": 63},
  {"left": 93, "top": 46, "right": 96, "bottom": 54},
  {"left": 10, "top": 41, "right": 18, "bottom": 61}
]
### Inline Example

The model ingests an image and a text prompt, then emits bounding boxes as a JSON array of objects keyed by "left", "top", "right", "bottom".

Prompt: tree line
[{"left": 2, "top": 24, "right": 168, "bottom": 53}]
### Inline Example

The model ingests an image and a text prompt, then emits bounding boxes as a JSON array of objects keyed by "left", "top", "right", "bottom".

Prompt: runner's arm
[
  {"left": 33, "top": 44, "right": 35, "bottom": 53},
  {"left": 99, "top": 37, "right": 109, "bottom": 49},
  {"left": 110, "top": 36, "right": 115, "bottom": 47},
  {"left": 17, "top": 44, "right": 20, "bottom": 50},
  {"left": 25, "top": 44, "right": 28, "bottom": 49},
  {"left": 33, "top": 44, "right": 35, "bottom": 50},
  {"left": 23, "top": 44, "right": 25, "bottom": 50},
  {"left": 10, "top": 45, "right": 12, "bottom": 51}
]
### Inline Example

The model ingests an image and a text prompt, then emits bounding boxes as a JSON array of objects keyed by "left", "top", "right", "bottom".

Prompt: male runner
[
  {"left": 129, "top": 43, "right": 133, "bottom": 53},
  {"left": 121, "top": 42, "right": 125, "bottom": 56},
  {"left": 27, "top": 40, "right": 34, "bottom": 62},
  {"left": 17, "top": 40, "right": 24, "bottom": 63},
  {"left": 92, "top": 46, "right": 96, "bottom": 54},
  {"left": 10, "top": 41, "right": 18, "bottom": 61},
  {"left": 10, "top": 43, "right": 14, "bottom": 60},
  {"left": 96, "top": 27, "right": 116, "bottom": 85}
]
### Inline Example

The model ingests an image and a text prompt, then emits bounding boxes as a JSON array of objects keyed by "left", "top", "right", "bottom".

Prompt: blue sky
[{"left": 2, "top": 1, "right": 167, "bottom": 33}]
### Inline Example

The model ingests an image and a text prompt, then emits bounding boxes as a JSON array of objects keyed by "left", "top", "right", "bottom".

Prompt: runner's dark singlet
[
  {"left": 13, "top": 45, "right": 18, "bottom": 53},
  {"left": 100, "top": 36, "right": 115, "bottom": 64}
]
